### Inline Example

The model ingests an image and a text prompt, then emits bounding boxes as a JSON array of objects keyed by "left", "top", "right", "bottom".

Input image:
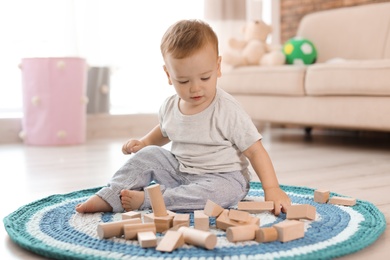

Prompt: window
[{"left": 0, "top": 0, "right": 204, "bottom": 117}]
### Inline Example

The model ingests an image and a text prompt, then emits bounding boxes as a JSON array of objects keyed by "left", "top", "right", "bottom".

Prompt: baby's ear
[
  {"left": 217, "top": 56, "right": 222, "bottom": 77},
  {"left": 163, "top": 65, "right": 173, "bottom": 85}
]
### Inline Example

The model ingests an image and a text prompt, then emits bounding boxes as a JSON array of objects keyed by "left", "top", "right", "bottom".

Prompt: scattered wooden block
[
  {"left": 226, "top": 224, "right": 259, "bottom": 242},
  {"left": 255, "top": 227, "right": 278, "bottom": 243},
  {"left": 286, "top": 204, "right": 316, "bottom": 221},
  {"left": 144, "top": 183, "right": 168, "bottom": 217},
  {"left": 216, "top": 210, "right": 233, "bottom": 230},
  {"left": 143, "top": 210, "right": 176, "bottom": 233},
  {"left": 122, "top": 211, "right": 142, "bottom": 220},
  {"left": 97, "top": 218, "right": 142, "bottom": 239},
  {"left": 123, "top": 222, "right": 156, "bottom": 240},
  {"left": 228, "top": 209, "right": 251, "bottom": 223},
  {"left": 328, "top": 196, "right": 356, "bottom": 206},
  {"left": 156, "top": 230, "right": 184, "bottom": 252},
  {"left": 204, "top": 199, "right": 224, "bottom": 217},
  {"left": 237, "top": 201, "right": 274, "bottom": 213},
  {"left": 216, "top": 209, "right": 260, "bottom": 231},
  {"left": 137, "top": 231, "right": 157, "bottom": 248},
  {"left": 163, "top": 223, "right": 189, "bottom": 233},
  {"left": 178, "top": 226, "right": 217, "bottom": 250},
  {"left": 273, "top": 220, "right": 304, "bottom": 242},
  {"left": 173, "top": 213, "right": 190, "bottom": 227},
  {"left": 194, "top": 210, "right": 209, "bottom": 231},
  {"left": 314, "top": 189, "right": 330, "bottom": 204}
]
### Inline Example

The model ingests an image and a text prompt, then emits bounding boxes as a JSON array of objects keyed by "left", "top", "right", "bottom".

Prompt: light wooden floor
[{"left": 1, "top": 127, "right": 389, "bottom": 259}]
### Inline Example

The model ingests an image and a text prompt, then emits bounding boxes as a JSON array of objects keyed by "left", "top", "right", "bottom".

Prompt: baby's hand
[
  {"left": 122, "top": 139, "right": 146, "bottom": 154},
  {"left": 264, "top": 187, "right": 291, "bottom": 216}
]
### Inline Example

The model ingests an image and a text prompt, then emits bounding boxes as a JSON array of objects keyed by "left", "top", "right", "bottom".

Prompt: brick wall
[{"left": 280, "top": 0, "right": 390, "bottom": 43}]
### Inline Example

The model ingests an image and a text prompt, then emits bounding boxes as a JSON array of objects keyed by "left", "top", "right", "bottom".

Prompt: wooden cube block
[
  {"left": 228, "top": 209, "right": 251, "bottom": 223},
  {"left": 173, "top": 213, "right": 190, "bottom": 227},
  {"left": 255, "top": 227, "right": 278, "bottom": 243},
  {"left": 138, "top": 231, "right": 157, "bottom": 248},
  {"left": 122, "top": 211, "right": 142, "bottom": 220},
  {"left": 273, "top": 220, "right": 304, "bottom": 242},
  {"left": 194, "top": 210, "right": 209, "bottom": 231},
  {"left": 143, "top": 210, "right": 176, "bottom": 233},
  {"left": 237, "top": 201, "right": 274, "bottom": 213},
  {"left": 156, "top": 230, "right": 184, "bottom": 252},
  {"left": 226, "top": 224, "right": 259, "bottom": 242},
  {"left": 286, "top": 204, "right": 316, "bottom": 220},
  {"left": 204, "top": 199, "right": 224, "bottom": 217},
  {"left": 314, "top": 189, "right": 330, "bottom": 204},
  {"left": 328, "top": 196, "right": 356, "bottom": 206}
]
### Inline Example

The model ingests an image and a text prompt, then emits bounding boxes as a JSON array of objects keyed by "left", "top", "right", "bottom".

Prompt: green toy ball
[{"left": 283, "top": 37, "right": 317, "bottom": 65}]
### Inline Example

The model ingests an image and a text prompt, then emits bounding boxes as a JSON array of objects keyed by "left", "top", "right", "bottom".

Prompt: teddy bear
[{"left": 222, "top": 20, "right": 285, "bottom": 67}]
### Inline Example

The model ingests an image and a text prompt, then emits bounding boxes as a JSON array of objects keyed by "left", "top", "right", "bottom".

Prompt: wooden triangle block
[
  {"left": 156, "top": 230, "right": 184, "bottom": 252},
  {"left": 204, "top": 199, "right": 224, "bottom": 217}
]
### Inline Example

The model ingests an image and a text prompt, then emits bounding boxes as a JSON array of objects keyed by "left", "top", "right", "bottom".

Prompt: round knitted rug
[{"left": 3, "top": 182, "right": 386, "bottom": 260}]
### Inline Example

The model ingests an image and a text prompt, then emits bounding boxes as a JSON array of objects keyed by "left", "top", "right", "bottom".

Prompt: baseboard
[{"left": 0, "top": 114, "right": 159, "bottom": 144}]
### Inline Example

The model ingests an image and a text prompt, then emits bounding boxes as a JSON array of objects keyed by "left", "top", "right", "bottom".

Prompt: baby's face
[{"left": 163, "top": 44, "right": 221, "bottom": 115}]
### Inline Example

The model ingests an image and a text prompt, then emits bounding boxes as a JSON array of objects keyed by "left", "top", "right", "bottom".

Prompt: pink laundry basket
[{"left": 20, "top": 57, "right": 88, "bottom": 145}]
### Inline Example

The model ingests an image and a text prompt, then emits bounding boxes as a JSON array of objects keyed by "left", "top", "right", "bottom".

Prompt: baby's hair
[{"left": 160, "top": 19, "right": 219, "bottom": 59}]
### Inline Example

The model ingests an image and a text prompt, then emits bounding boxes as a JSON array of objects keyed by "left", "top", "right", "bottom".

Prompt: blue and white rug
[{"left": 3, "top": 182, "right": 386, "bottom": 259}]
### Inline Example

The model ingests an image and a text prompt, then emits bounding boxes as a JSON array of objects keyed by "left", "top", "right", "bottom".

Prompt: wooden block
[
  {"left": 228, "top": 209, "right": 251, "bottom": 223},
  {"left": 143, "top": 210, "right": 175, "bottom": 233},
  {"left": 203, "top": 199, "right": 224, "bottom": 217},
  {"left": 194, "top": 210, "right": 209, "bottom": 231},
  {"left": 216, "top": 210, "right": 260, "bottom": 231},
  {"left": 97, "top": 218, "right": 142, "bottom": 239},
  {"left": 255, "top": 227, "right": 278, "bottom": 243},
  {"left": 237, "top": 201, "right": 274, "bottom": 213},
  {"left": 156, "top": 230, "right": 184, "bottom": 252},
  {"left": 137, "top": 231, "right": 157, "bottom": 248},
  {"left": 273, "top": 220, "right": 304, "bottom": 242},
  {"left": 250, "top": 216, "right": 261, "bottom": 226},
  {"left": 216, "top": 210, "right": 236, "bottom": 230},
  {"left": 178, "top": 226, "right": 217, "bottom": 250},
  {"left": 144, "top": 184, "right": 168, "bottom": 217},
  {"left": 122, "top": 211, "right": 142, "bottom": 220},
  {"left": 123, "top": 222, "right": 156, "bottom": 240},
  {"left": 226, "top": 224, "right": 259, "bottom": 242},
  {"left": 314, "top": 189, "right": 330, "bottom": 204},
  {"left": 328, "top": 196, "right": 356, "bottom": 206},
  {"left": 173, "top": 213, "right": 190, "bottom": 227},
  {"left": 286, "top": 204, "right": 316, "bottom": 220},
  {"left": 163, "top": 223, "right": 189, "bottom": 234}
]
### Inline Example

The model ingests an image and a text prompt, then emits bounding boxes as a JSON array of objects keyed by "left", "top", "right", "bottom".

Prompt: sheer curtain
[
  {"left": 0, "top": 0, "right": 204, "bottom": 117},
  {"left": 204, "top": 0, "right": 273, "bottom": 61}
]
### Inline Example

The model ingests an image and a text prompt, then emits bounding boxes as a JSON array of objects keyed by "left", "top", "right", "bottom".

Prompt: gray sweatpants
[{"left": 96, "top": 145, "right": 250, "bottom": 212}]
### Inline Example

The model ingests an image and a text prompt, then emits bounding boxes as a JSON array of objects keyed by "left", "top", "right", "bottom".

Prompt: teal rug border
[{"left": 3, "top": 182, "right": 387, "bottom": 260}]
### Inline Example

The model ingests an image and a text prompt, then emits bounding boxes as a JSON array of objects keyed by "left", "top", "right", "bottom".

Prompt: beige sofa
[{"left": 218, "top": 3, "right": 390, "bottom": 132}]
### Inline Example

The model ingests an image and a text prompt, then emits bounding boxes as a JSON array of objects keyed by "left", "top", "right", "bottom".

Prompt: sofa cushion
[
  {"left": 305, "top": 60, "right": 390, "bottom": 96},
  {"left": 297, "top": 3, "right": 390, "bottom": 62},
  {"left": 219, "top": 66, "right": 306, "bottom": 96}
]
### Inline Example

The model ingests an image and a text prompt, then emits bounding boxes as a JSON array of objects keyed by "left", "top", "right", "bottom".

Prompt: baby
[{"left": 76, "top": 19, "right": 291, "bottom": 215}]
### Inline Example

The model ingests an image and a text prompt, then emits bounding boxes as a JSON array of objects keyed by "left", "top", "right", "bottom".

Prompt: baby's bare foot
[
  {"left": 75, "top": 195, "right": 112, "bottom": 213},
  {"left": 120, "top": 190, "right": 145, "bottom": 212}
]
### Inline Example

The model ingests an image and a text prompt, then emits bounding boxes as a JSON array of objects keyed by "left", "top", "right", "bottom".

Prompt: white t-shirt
[{"left": 159, "top": 87, "right": 262, "bottom": 175}]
